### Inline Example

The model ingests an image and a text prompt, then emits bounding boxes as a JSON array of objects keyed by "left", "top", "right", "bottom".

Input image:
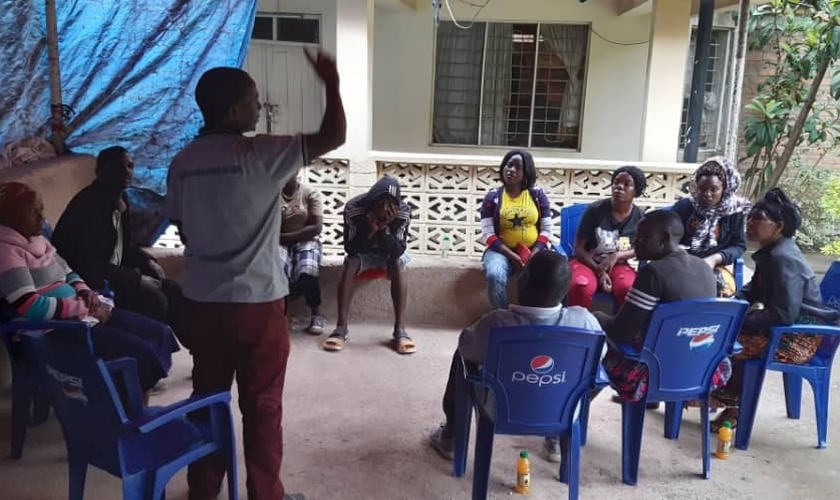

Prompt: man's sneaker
[
  {"left": 307, "top": 315, "right": 325, "bottom": 335},
  {"left": 543, "top": 437, "right": 562, "bottom": 463},
  {"left": 429, "top": 424, "right": 454, "bottom": 460}
]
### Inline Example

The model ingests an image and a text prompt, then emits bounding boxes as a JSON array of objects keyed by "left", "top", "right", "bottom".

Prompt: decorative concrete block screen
[
  {"left": 155, "top": 156, "right": 695, "bottom": 259},
  {"left": 154, "top": 158, "right": 350, "bottom": 255},
  {"left": 376, "top": 159, "right": 694, "bottom": 258}
]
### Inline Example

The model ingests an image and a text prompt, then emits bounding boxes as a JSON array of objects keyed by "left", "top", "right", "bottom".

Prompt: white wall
[{"left": 372, "top": 0, "right": 655, "bottom": 161}]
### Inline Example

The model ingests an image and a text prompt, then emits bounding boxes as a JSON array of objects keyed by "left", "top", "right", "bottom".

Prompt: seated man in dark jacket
[
  {"left": 323, "top": 175, "right": 414, "bottom": 354},
  {"left": 595, "top": 210, "right": 723, "bottom": 404},
  {"left": 51, "top": 146, "right": 185, "bottom": 348}
]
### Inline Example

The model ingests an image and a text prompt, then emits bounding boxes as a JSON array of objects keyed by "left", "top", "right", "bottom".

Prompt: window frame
[
  {"left": 678, "top": 27, "right": 734, "bottom": 159},
  {"left": 429, "top": 21, "right": 591, "bottom": 152},
  {"left": 251, "top": 12, "right": 322, "bottom": 48}
]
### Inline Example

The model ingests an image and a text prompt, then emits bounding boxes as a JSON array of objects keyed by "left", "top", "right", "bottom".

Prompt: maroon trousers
[{"left": 184, "top": 298, "right": 290, "bottom": 500}]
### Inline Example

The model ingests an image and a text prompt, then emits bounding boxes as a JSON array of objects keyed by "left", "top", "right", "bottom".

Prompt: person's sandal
[
  {"left": 323, "top": 327, "right": 348, "bottom": 352},
  {"left": 391, "top": 329, "right": 417, "bottom": 355}
]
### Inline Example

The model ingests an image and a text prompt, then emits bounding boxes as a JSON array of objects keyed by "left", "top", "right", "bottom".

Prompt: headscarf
[
  {"left": 689, "top": 156, "right": 750, "bottom": 252},
  {"left": 753, "top": 187, "right": 802, "bottom": 238},
  {"left": 0, "top": 182, "right": 38, "bottom": 226}
]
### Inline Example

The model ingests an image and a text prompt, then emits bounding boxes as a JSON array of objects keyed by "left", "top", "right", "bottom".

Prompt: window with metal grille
[
  {"left": 432, "top": 22, "right": 589, "bottom": 150},
  {"left": 679, "top": 28, "right": 733, "bottom": 153},
  {"left": 250, "top": 14, "right": 320, "bottom": 45}
]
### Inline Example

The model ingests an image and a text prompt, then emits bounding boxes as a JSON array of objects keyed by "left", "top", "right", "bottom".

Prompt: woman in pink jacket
[{"left": 0, "top": 182, "right": 177, "bottom": 403}]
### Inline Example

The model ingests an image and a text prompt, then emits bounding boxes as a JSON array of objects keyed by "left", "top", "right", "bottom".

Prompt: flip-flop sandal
[
  {"left": 391, "top": 330, "right": 417, "bottom": 355},
  {"left": 323, "top": 328, "right": 348, "bottom": 352}
]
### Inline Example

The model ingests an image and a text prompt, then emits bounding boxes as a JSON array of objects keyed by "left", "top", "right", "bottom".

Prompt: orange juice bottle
[
  {"left": 515, "top": 450, "right": 531, "bottom": 494},
  {"left": 715, "top": 421, "right": 733, "bottom": 459}
]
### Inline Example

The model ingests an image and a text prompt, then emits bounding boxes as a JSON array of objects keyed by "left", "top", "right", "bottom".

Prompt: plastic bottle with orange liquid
[
  {"left": 515, "top": 450, "right": 531, "bottom": 494},
  {"left": 715, "top": 421, "right": 733, "bottom": 459}
]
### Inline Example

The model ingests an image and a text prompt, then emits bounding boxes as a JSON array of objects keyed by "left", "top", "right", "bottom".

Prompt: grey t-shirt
[{"left": 167, "top": 132, "right": 306, "bottom": 303}]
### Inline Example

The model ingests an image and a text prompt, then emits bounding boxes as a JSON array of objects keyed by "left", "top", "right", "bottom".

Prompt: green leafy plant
[
  {"left": 777, "top": 157, "right": 840, "bottom": 252},
  {"left": 742, "top": 0, "right": 840, "bottom": 199}
]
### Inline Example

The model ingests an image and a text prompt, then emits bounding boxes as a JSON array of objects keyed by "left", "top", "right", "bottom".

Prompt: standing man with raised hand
[{"left": 166, "top": 49, "right": 346, "bottom": 500}]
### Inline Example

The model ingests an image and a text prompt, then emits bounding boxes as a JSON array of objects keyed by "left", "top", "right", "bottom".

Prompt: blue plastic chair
[
  {"left": 21, "top": 327, "right": 238, "bottom": 500},
  {"left": 614, "top": 298, "right": 748, "bottom": 485},
  {"left": 453, "top": 325, "right": 605, "bottom": 500},
  {"left": 0, "top": 219, "right": 115, "bottom": 459},
  {"left": 735, "top": 261, "right": 840, "bottom": 450}
]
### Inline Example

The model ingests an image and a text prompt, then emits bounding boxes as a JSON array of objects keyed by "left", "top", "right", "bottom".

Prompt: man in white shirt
[{"left": 428, "top": 250, "right": 602, "bottom": 464}]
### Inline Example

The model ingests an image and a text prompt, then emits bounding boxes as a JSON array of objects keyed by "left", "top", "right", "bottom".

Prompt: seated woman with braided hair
[
  {"left": 673, "top": 157, "right": 749, "bottom": 297},
  {"left": 710, "top": 188, "right": 840, "bottom": 430},
  {"left": 0, "top": 182, "right": 178, "bottom": 405}
]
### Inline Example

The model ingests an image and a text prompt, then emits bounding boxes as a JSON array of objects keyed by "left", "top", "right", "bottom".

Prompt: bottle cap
[
  {"left": 722, "top": 421, "right": 732, "bottom": 429},
  {"left": 519, "top": 450, "right": 529, "bottom": 458}
]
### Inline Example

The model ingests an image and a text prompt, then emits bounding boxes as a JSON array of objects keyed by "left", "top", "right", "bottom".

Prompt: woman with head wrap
[
  {"left": 567, "top": 165, "right": 647, "bottom": 309},
  {"left": 479, "top": 149, "right": 555, "bottom": 309},
  {"left": 0, "top": 182, "right": 178, "bottom": 404},
  {"left": 710, "top": 188, "right": 839, "bottom": 430},
  {"left": 673, "top": 157, "right": 750, "bottom": 297}
]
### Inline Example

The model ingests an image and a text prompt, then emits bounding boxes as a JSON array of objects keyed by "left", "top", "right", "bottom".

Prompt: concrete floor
[{"left": 1, "top": 320, "right": 839, "bottom": 500}]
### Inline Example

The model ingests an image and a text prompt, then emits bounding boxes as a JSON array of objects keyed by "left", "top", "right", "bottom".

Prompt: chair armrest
[
  {"left": 105, "top": 357, "right": 143, "bottom": 416},
  {"left": 0, "top": 320, "right": 89, "bottom": 335},
  {"left": 127, "top": 391, "right": 231, "bottom": 434},
  {"left": 770, "top": 324, "right": 840, "bottom": 337},
  {"left": 765, "top": 324, "right": 840, "bottom": 362}
]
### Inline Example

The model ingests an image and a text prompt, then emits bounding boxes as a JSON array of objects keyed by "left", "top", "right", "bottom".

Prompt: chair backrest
[
  {"left": 559, "top": 204, "right": 588, "bottom": 257},
  {"left": 817, "top": 261, "right": 840, "bottom": 361},
  {"left": 481, "top": 325, "right": 605, "bottom": 436},
  {"left": 639, "top": 298, "right": 748, "bottom": 401},
  {"left": 22, "top": 327, "right": 129, "bottom": 470}
]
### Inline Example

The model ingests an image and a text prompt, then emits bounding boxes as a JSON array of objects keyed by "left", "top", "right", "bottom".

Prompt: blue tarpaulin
[{"left": 0, "top": 0, "right": 257, "bottom": 191}]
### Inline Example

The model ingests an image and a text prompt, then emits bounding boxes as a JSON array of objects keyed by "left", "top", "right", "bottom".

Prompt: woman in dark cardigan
[
  {"left": 672, "top": 157, "right": 749, "bottom": 297},
  {"left": 711, "top": 188, "right": 839, "bottom": 430}
]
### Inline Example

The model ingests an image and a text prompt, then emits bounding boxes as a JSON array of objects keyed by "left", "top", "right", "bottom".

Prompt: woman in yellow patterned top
[{"left": 479, "top": 149, "right": 554, "bottom": 309}]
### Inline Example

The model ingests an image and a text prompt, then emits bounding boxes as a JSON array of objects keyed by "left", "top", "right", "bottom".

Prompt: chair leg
[
  {"left": 663, "top": 401, "right": 682, "bottom": 440},
  {"left": 226, "top": 434, "right": 240, "bottom": 500},
  {"left": 566, "top": 423, "right": 582, "bottom": 500},
  {"left": 121, "top": 473, "right": 149, "bottom": 500},
  {"left": 10, "top": 370, "right": 36, "bottom": 459},
  {"left": 621, "top": 401, "right": 647, "bottom": 486},
  {"left": 32, "top": 383, "right": 51, "bottom": 425},
  {"left": 701, "top": 394, "right": 711, "bottom": 480},
  {"left": 735, "top": 360, "right": 766, "bottom": 451},
  {"left": 453, "top": 376, "right": 473, "bottom": 478},
  {"left": 782, "top": 373, "right": 803, "bottom": 419},
  {"left": 808, "top": 375, "right": 829, "bottom": 449},
  {"left": 580, "top": 395, "right": 591, "bottom": 446},
  {"left": 68, "top": 458, "right": 88, "bottom": 500},
  {"left": 471, "top": 415, "right": 495, "bottom": 500}
]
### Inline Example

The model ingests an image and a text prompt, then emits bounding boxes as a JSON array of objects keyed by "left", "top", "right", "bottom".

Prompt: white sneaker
[
  {"left": 543, "top": 437, "right": 562, "bottom": 463},
  {"left": 307, "top": 315, "right": 325, "bottom": 335},
  {"left": 429, "top": 424, "right": 454, "bottom": 460}
]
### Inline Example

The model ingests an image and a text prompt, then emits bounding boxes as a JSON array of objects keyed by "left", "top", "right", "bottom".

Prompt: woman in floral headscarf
[{"left": 672, "top": 157, "right": 750, "bottom": 297}]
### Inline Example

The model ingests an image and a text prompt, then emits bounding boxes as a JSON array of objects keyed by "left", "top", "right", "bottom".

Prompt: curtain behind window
[{"left": 433, "top": 22, "right": 485, "bottom": 144}]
